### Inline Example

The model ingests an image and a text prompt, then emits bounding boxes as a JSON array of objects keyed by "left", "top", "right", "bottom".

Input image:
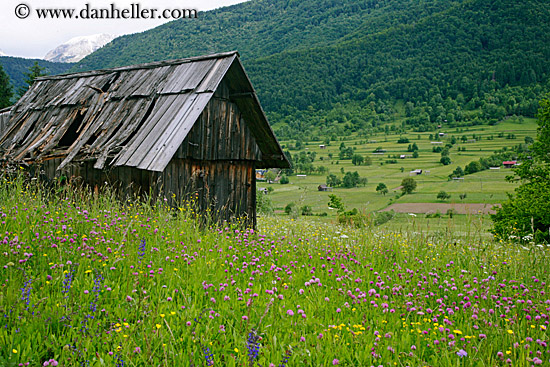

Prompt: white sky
[{"left": 1, "top": 0, "right": 249, "bottom": 59}]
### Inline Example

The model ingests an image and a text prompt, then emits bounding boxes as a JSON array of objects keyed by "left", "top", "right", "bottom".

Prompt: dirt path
[{"left": 380, "top": 203, "right": 500, "bottom": 215}]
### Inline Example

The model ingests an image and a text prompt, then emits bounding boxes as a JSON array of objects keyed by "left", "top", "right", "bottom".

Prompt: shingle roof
[{"left": 0, "top": 51, "right": 289, "bottom": 171}]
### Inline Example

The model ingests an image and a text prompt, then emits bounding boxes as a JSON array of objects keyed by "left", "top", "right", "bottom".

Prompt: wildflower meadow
[{"left": 1, "top": 175, "right": 549, "bottom": 366}]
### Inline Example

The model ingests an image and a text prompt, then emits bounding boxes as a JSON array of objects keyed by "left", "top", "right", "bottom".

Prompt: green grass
[{"left": 1, "top": 176, "right": 549, "bottom": 366}]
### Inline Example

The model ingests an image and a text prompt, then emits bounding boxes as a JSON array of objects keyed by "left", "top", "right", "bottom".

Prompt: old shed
[{"left": 0, "top": 51, "right": 289, "bottom": 225}]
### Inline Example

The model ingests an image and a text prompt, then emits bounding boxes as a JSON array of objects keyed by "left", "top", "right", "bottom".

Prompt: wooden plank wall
[
  {"left": 156, "top": 158, "right": 256, "bottom": 227},
  {"left": 34, "top": 157, "right": 256, "bottom": 227},
  {"left": 28, "top": 79, "right": 260, "bottom": 227},
  {"left": 176, "top": 80, "right": 262, "bottom": 162}
]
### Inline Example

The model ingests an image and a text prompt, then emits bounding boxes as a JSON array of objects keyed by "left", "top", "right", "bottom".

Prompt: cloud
[{"left": 1, "top": 0, "right": 247, "bottom": 58}]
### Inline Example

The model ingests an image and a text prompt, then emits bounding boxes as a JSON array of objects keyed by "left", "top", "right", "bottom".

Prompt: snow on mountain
[
  {"left": 0, "top": 49, "right": 7, "bottom": 57},
  {"left": 44, "top": 34, "right": 116, "bottom": 63}
]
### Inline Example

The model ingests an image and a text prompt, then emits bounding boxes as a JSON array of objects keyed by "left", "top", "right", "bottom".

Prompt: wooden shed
[{"left": 0, "top": 51, "right": 290, "bottom": 226}]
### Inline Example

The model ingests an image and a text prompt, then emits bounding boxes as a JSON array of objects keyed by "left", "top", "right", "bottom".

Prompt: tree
[
  {"left": 328, "top": 194, "right": 345, "bottom": 213},
  {"left": 0, "top": 64, "right": 12, "bottom": 108},
  {"left": 279, "top": 175, "right": 289, "bottom": 184},
  {"left": 326, "top": 174, "right": 341, "bottom": 187},
  {"left": 491, "top": 94, "right": 550, "bottom": 243},
  {"left": 437, "top": 191, "right": 451, "bottom": 201},
  {"left": 18, "top": 61, "right": 47, "bottom": 97},
  {"left": 449, "top": 166, "right": 464, "bottom": 179},
  {"left": 376, "top": 183, "right": 388, "bottom": 195},
  {"left": 401, "top": 178, "right": 417, "bottom": 194},
  {"left": 465, "top": 161, "right": 482, "bottom": 174},
  {"left": 256, "top": 188, "right": 273, "bottom": 214},
  {"left": 352, "top": 154, "right": 364, "bottom": 166},
  {"left": 342, "top": 171, "right": 360, "bottom": 188},
  {"left": 440, "top": 156, "right": 451, "bottom": 165},
  {"left": 339, "top": 146, "right": 354, "bottom": 160},
  {"left": 284, "top": 202, "right": 296, "bottom": 215},
  {"left": 407, "top": 143, "right": 419, "bottom": 152},
  {"left": 265, "top": 170, "right": 276, "bottom": 183},
  {"left": 300, "top": 205, "right": 313, "bottom": 216},
  {"left": 459, "top": 193, "right": 467, "bottom": 201}
]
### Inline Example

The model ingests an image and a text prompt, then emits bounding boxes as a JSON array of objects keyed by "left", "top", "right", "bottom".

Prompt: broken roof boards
[{"left": 0, "top": 51, "right": 289, "bottom": 171}]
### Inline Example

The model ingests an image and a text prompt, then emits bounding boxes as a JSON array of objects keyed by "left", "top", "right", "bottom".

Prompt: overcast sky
[{"left": 1, "top": 0, "right": 249, "bottom": 59}]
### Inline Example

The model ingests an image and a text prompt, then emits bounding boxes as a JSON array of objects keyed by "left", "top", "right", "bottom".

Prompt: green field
[{"left": 259, "top": 119, "right": 537, "bottom": 221}]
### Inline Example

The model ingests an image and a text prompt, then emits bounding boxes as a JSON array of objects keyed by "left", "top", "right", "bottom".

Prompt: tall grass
[{"left": 1, "top": 174, "right": 549, "bottom": 366}]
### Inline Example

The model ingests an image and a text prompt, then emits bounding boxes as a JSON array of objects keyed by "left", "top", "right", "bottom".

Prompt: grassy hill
[{"left": 258, "top": 116, "right": 538, "bottom": 222}]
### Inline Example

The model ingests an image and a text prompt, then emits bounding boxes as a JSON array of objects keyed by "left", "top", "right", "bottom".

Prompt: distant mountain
[
  {"left": 0, "top": 57, "right": 73, "bottom": 96},
  {"left": 0, "top": 50, "right": 6, "bottom": 57},
  {"left": 45, "top": 34, "right": 115, "bottom": 63}
]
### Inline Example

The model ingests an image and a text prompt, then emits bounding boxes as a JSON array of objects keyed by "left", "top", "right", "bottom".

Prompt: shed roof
[
  {"left": 0, "top": 107, "right": 11, "bottom": 132},
  {"left": 0, "top": 51, "right": 289, "bottom": 171}
]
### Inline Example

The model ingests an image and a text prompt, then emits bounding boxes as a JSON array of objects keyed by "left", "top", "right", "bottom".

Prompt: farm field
[
  {"left": 1, "top": 177, "right": 549, "bottom": 366},
  {"left": 259, "top": 118, "right": 538, "bottom": 222}
]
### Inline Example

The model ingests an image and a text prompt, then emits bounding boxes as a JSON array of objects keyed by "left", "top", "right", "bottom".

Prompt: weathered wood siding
[
  {"left": 0, "top": 110, "right": 10, "bottom": 134},
  {"left": 177, "top": 95, "right": 261, "bottom": 161},
  {"left": 154, "top": 159, "right": 256, "bottom": 226},
  {"left": 37, "top": 157, "right": 256, "bottom": 226},
  {"left": 33, "top": 80, "right": 259, "bottom": 226}
]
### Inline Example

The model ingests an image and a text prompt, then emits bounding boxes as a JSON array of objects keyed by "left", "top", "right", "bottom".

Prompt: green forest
[
  {"left": 0, "top": 57, "right": 73, "bottom": 100},
  {"left": 1, "top": 0, "right": 550, "bottom": 139},
  {"left": 69, "top": 0, "right": 550, "bottom": 140}
]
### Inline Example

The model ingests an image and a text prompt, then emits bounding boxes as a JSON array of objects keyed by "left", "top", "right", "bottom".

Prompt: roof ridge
[{"left": 36, "top": 51, "right": 240, "bottom": 81}]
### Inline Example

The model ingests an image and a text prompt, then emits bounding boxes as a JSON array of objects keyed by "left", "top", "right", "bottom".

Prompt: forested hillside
[
  {"left": 74, "top": 0, "right": 461, "bottom": 69},
  {"left": 250, "top": 0, "right": 550, "bottom": 139},
  {"left": 0, "top": 57, "right": 73, "bottom": 96},
  {"left": 54, "top": 0, "right": 550, "bottom": 138}
]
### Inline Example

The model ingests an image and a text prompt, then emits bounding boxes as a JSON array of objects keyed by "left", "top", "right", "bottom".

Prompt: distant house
[
  {"left": 400, "top": 154, "right": 406, "bottom": 159},
  {"left": 319, "top": 144, "right": 326, "bottom": 149},
  {"left": 452, "top": 177, "right": 464, "bottom": 181},
  {"left": 296, "top": 174, "right": 307, "bottom": 178},
  {"left": 503, "top": 161, "right": 518, "bottom": 168},
  {"left": 431, "top": 141, "right": 443, "bottom": 145},
  {"left": 410, "top": 169, "right": 422, "bottom": 175},
  {"left": 318, "top": 184, "right": 333, "bottom": 192},
  {"left": 438, "top": 132, "right": 446, "bottom": 137},
  {"left": 489, "top": 166, "right": 501, "bottom": 170}
]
